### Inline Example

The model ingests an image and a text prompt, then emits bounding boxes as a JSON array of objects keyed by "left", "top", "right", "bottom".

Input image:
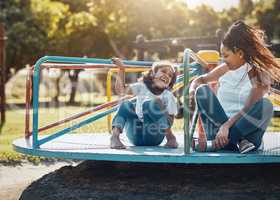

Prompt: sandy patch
[{"left": 0, "top": 161, "right": 76, "bottom": 200}]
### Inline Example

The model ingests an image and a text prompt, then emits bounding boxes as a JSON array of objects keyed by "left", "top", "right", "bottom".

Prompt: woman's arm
[
  {"left": 215, "top": 70, "right": 269, "bottom": 148},
  {"left": 189, "top": 63, "right": 229, "bottom": 111},
  {"left": 222, "top": 71, "right": 269, "bottom": 129},
  {"left": 190, "top": 63, "right": 229, "bottom": 93}
]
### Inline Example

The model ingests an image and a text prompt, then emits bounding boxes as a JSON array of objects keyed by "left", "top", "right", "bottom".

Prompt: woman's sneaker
[{"left": 238, "top": 139, "right": 255, "bottom": 154}]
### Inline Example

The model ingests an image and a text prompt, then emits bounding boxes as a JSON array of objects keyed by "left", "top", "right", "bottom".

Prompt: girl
[
  {"left": 190, "top": 21, "right": 280, "bottom": 153},
  {"left": 110, "top": 58, "right": 178, "bottom": 149}
]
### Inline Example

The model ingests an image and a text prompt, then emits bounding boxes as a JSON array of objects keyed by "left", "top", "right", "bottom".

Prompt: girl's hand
[
  {"left": 154, "top": 97, "right": 165, "bottom": 110},
  {"left": 214, "top": 124, "right": 229, "bottom": 149},
  {"left": 112, "top": 57, "right": 126, "bottom": 96},
  {"left": 112, "top": 57, "right": 125, "bottom": 70}
]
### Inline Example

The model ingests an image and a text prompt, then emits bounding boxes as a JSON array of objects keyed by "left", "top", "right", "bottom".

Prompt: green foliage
[
  {"left": 2, "top": 1, "right": 280, "bottom": 100},
  {"left": 1, "top": 0, "right": 48, "bottom": 71},
  {"left": 248, "top": 0, "right": 280, "bottom": 41},
  {"left": 1, "top": 0, "right": 280, "bottom": 78}
]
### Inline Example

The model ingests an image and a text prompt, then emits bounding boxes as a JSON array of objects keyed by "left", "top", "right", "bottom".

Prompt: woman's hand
[
  {"left": 214, "top": 124, "right": 229, "bottom": 149},
  {"left": 189, "top": 89, "right": 196, "bottom": 113}
]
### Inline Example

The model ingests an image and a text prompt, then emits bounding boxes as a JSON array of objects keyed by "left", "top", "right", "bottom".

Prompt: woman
[{"left": 190, "top": 21, "right": 280, "bottom": 153}]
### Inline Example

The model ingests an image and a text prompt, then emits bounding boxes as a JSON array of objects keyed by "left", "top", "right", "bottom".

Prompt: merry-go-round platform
[{"left": 13, "top": 132, "right": 280, "bottom": 164}]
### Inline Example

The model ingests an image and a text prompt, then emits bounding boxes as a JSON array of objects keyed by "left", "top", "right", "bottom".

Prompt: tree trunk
[
  {"left": 68, "top": 70, "right": 81, "bottom": 105},
  {"left": 0, "top": 23, "right": 7, "bottom": 127},
  {"left": 108, "top": 37, "right": 125, "bottom": 58},
  {"left": 52, "top": 70, "right": 64, "bottom": 107}
]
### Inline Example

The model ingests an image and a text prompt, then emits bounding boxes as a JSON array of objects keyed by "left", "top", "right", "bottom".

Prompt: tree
[
  {"left": 248, "top": 0, "right": 280, "bottom": 42},
  {"left": 1, "top": 0, "right": 49, "bottom": 74}
]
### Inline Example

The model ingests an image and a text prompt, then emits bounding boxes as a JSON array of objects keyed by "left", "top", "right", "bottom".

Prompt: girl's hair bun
[{"left": 152, "top": 61, "right": 176, "bottom": 73}]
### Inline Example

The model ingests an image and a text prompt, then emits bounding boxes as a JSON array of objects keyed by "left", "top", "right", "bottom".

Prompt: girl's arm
[{"left": 112, "top": 58, "right": 132, "bottom": 96}]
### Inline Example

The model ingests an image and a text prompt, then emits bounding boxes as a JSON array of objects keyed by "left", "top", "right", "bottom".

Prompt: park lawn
[
  {"left": 0, "top": 106, "right": 110, "bottom": 162},
  {"left": 0, "top": 105, "right": 279, "bottom": 163}
]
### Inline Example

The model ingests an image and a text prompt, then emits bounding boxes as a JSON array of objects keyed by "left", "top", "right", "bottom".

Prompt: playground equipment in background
[{"left": 13, "top": 49, "right": 280, "bottom": 164}]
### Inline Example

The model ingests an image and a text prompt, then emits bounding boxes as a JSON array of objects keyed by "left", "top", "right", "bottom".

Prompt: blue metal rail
[{"left": 32, "top": 51, "right": 197, "bottom": 150}]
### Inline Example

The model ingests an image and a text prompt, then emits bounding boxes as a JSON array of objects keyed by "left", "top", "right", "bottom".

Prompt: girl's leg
[
  {"left": 124, "top": 117, "right": 145, "bottom": 146},
  {"left": 229, "top": 98, "right": 274, "bottom": 149},
  {"left": 112, "top": 101, "right": 139, "bottom": 131},
  {"left": 141, "top": 100, "right": 175, "bottom": 146},
  {"left": 111, "top": 101, "right": 141, "bottom": 149}
]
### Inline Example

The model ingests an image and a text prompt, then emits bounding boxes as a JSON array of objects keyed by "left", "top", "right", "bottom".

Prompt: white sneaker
[
  {"left": 258, "top": 140, "right": 264, "bottom": 151},
  {"left": 238, "top": 139, "right": 256, "bottom": 154}
]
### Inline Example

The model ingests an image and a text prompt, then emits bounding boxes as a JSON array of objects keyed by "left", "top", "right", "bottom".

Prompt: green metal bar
[
  {"left": 189, "top": 108, "right": 199, "bottom": 141},
  {"left": 32, "top": 56, "right": 49, "bottom": 148},
  {"left": 36, "top": 56, "right": 153, "bottom": 67},
  {"left": 183, "top": 49, "right": 190, "bottom": 154},
  {"left": 37, "top": 104, "right": 120, "bottom": 146},
  {"left": 31, "top": 55, "right": 201, "bottom": 148},
  {"left": 31, "top": 56, "right": 152, "bottom": 148}
]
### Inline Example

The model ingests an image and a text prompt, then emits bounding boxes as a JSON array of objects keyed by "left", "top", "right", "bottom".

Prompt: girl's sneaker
[{"left": 238, "top": 139, "right": 255, "bottom": 154}]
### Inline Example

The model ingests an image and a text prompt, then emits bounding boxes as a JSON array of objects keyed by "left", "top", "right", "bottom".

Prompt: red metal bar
[
  {"left": 31, "top": 96, "right": 133, "bottom": 134},
  {"left": 40, "top": 63, "right": 193, "bottom": 71},
  {"left": 25, "top": 67, "right": 33, "bottom": 138},
  {"left": 41, "top": 63, "right": 150, "bottom": 70}
]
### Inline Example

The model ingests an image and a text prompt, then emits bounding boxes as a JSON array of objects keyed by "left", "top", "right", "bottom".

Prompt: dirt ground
[{"left": 3, "top": 160, "right": 278, "bottom": 200}]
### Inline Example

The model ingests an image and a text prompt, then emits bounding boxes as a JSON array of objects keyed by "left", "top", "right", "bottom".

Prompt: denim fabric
[
  {"left": 195, "top": 85, "right": 273, "bottom": 151},
  {"left": 112, "top": 100, "right": 171, "bottom": 146}
]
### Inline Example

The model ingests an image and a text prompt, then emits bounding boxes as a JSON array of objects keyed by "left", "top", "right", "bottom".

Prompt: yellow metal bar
[{"left": 106, "top": 68, "right": 150, "bottom": 132}]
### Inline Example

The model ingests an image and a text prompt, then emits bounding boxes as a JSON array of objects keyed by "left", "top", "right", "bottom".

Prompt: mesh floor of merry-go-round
[{"left": 13, "top": 132, "right": 280, "bottom": 164}]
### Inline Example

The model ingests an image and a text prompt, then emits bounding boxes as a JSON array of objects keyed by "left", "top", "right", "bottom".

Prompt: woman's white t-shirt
[
  {"left": 130, "top": 82, "right": 178, "bottom": 120},
  {"left": 217, "top": 63, "right": 252, "bottom": 117}
]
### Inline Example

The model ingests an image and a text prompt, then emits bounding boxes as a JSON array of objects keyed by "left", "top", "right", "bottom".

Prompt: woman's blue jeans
[
  {"left": 112, "top": 100, "right": 171, "bottom": 146},
  {"left": 195, "top": 85, "right": 273, "bottom": 151}
]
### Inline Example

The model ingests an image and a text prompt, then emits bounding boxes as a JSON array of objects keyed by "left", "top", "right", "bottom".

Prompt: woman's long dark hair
[
  {"left": 143, "top": 63, "right": 177, "bottom": 95},
  {"left": 222, "top": 20, "right": 280, "bottom": 83}
]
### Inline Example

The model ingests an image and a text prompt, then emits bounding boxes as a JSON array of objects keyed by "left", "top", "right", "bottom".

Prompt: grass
[{"left": 1, "top": 98, "right": 280, "bottom": 163}]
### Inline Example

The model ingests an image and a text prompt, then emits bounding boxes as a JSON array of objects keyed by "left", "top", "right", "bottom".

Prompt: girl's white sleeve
[
  {"left": 167, "top": 92, "right": 178, "bottom": 115},
  {"left": 129, "top": 82, "right": 143, "bottom": 96}
]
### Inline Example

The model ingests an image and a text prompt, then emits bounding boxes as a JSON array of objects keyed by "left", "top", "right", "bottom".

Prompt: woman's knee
[
  {"left": 195, "top": 84, "right": 211, "bottom": 103},
  {"left": 262, "top": 98, "right": 274, "bottom": 116},
  {"left": 253, "top": 98, "right": 274, "bottom": 120}
]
